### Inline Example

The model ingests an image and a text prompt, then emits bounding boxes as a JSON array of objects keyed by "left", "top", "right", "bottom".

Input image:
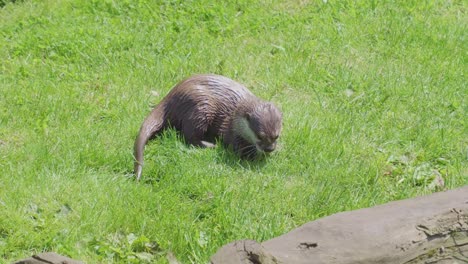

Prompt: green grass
[{"left": 0, "top": 0, "right": 466, "bottom": 263}]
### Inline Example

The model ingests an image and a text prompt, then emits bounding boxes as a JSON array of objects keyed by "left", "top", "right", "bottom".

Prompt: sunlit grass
[{"left": 0, "top": 0, "right": 466, "bottom": 262}]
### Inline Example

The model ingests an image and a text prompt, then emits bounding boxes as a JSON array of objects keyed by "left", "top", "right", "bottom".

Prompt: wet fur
[{"left": 134, "top": 74, "right": 282, "bottom": 180}]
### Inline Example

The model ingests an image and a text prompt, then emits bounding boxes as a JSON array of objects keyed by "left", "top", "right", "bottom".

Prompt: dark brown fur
[{"left": 134, "top": 74, "right": 282, "bottom": 180}]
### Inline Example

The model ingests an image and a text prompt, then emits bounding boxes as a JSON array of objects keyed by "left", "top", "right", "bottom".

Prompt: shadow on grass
[
  {"left": 131, "top": 131, "right": 271, "bottom": 185},
  {"left": 212, "top": 144, "right": 270, "bottom": 170}
]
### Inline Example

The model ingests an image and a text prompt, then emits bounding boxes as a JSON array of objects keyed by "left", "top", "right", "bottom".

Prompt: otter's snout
[
  {"left": 264, "top": 146, "right": 275, "bottom": 153},
  {"left": 257, "top": 142, "right": 276, "bottom": 153}
]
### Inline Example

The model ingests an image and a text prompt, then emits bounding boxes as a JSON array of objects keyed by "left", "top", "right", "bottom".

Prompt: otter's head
[{"left": 239, "top": 102, "right": 282, "bottom": 154}]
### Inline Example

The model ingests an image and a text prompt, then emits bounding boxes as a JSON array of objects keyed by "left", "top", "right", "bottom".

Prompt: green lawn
[{"left": 0, "top": 0, "right": 466, "bottom": 263}]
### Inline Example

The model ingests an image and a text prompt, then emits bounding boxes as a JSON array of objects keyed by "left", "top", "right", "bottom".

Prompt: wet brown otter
[{"left": 134, "top": 74, "right": 282, "bottom": 180}]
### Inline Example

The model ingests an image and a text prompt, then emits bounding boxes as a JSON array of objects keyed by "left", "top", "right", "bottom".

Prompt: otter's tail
[{"left": 134, "top": 103, "right": 166, "bottom": 180}]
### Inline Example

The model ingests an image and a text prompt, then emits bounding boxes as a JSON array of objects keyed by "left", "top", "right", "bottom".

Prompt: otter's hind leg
[{"left": 182, "top": 121, "right": 215, "bottom": 148}]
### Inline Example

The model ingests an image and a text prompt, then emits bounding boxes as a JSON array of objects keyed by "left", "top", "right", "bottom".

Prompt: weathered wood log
[
  {"left": 13, "top": 252, "right": 83, "bottom": 264},
  {"left": 211, "top": 186, "right": 468, "bottom": 264}
]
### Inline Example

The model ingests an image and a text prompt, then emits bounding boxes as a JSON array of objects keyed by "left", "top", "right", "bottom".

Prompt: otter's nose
[{"left": 263, "top": 145, "right": 275, "bottom": 153}]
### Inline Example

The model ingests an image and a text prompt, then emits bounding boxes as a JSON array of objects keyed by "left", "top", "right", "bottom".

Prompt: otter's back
[{"left": 163, "top": 74, "right": 257, "bottom": 135}]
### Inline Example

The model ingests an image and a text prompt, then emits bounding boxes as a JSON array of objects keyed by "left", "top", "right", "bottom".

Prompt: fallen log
[
  {"left": 13, "top": 252, "right": 83, "bottom": 264},
  {"left": 211, "top": 186, "right": 468, "bottom": 264}
]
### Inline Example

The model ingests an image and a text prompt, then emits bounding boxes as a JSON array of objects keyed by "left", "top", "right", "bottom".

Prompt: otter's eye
[
  {"left": 258, "top": 132, "right": 266, "bottom": 140},
  {"left": 272, "top": 135, "right": 279, "bottom": 141}
]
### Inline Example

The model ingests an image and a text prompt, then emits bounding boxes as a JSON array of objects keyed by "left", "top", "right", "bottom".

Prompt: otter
[{"left": 133, "top": 74, "right": 282, "bottom": 180}]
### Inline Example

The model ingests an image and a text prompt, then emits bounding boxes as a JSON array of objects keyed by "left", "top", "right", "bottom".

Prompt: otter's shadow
[{"left": 212, "top": 141, "right": 269, "bottom": 170}]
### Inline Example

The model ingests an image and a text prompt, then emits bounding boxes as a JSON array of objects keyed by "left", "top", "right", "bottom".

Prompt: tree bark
[{"left": 211, "top": 186, "right": 468, "bottom": 264}]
